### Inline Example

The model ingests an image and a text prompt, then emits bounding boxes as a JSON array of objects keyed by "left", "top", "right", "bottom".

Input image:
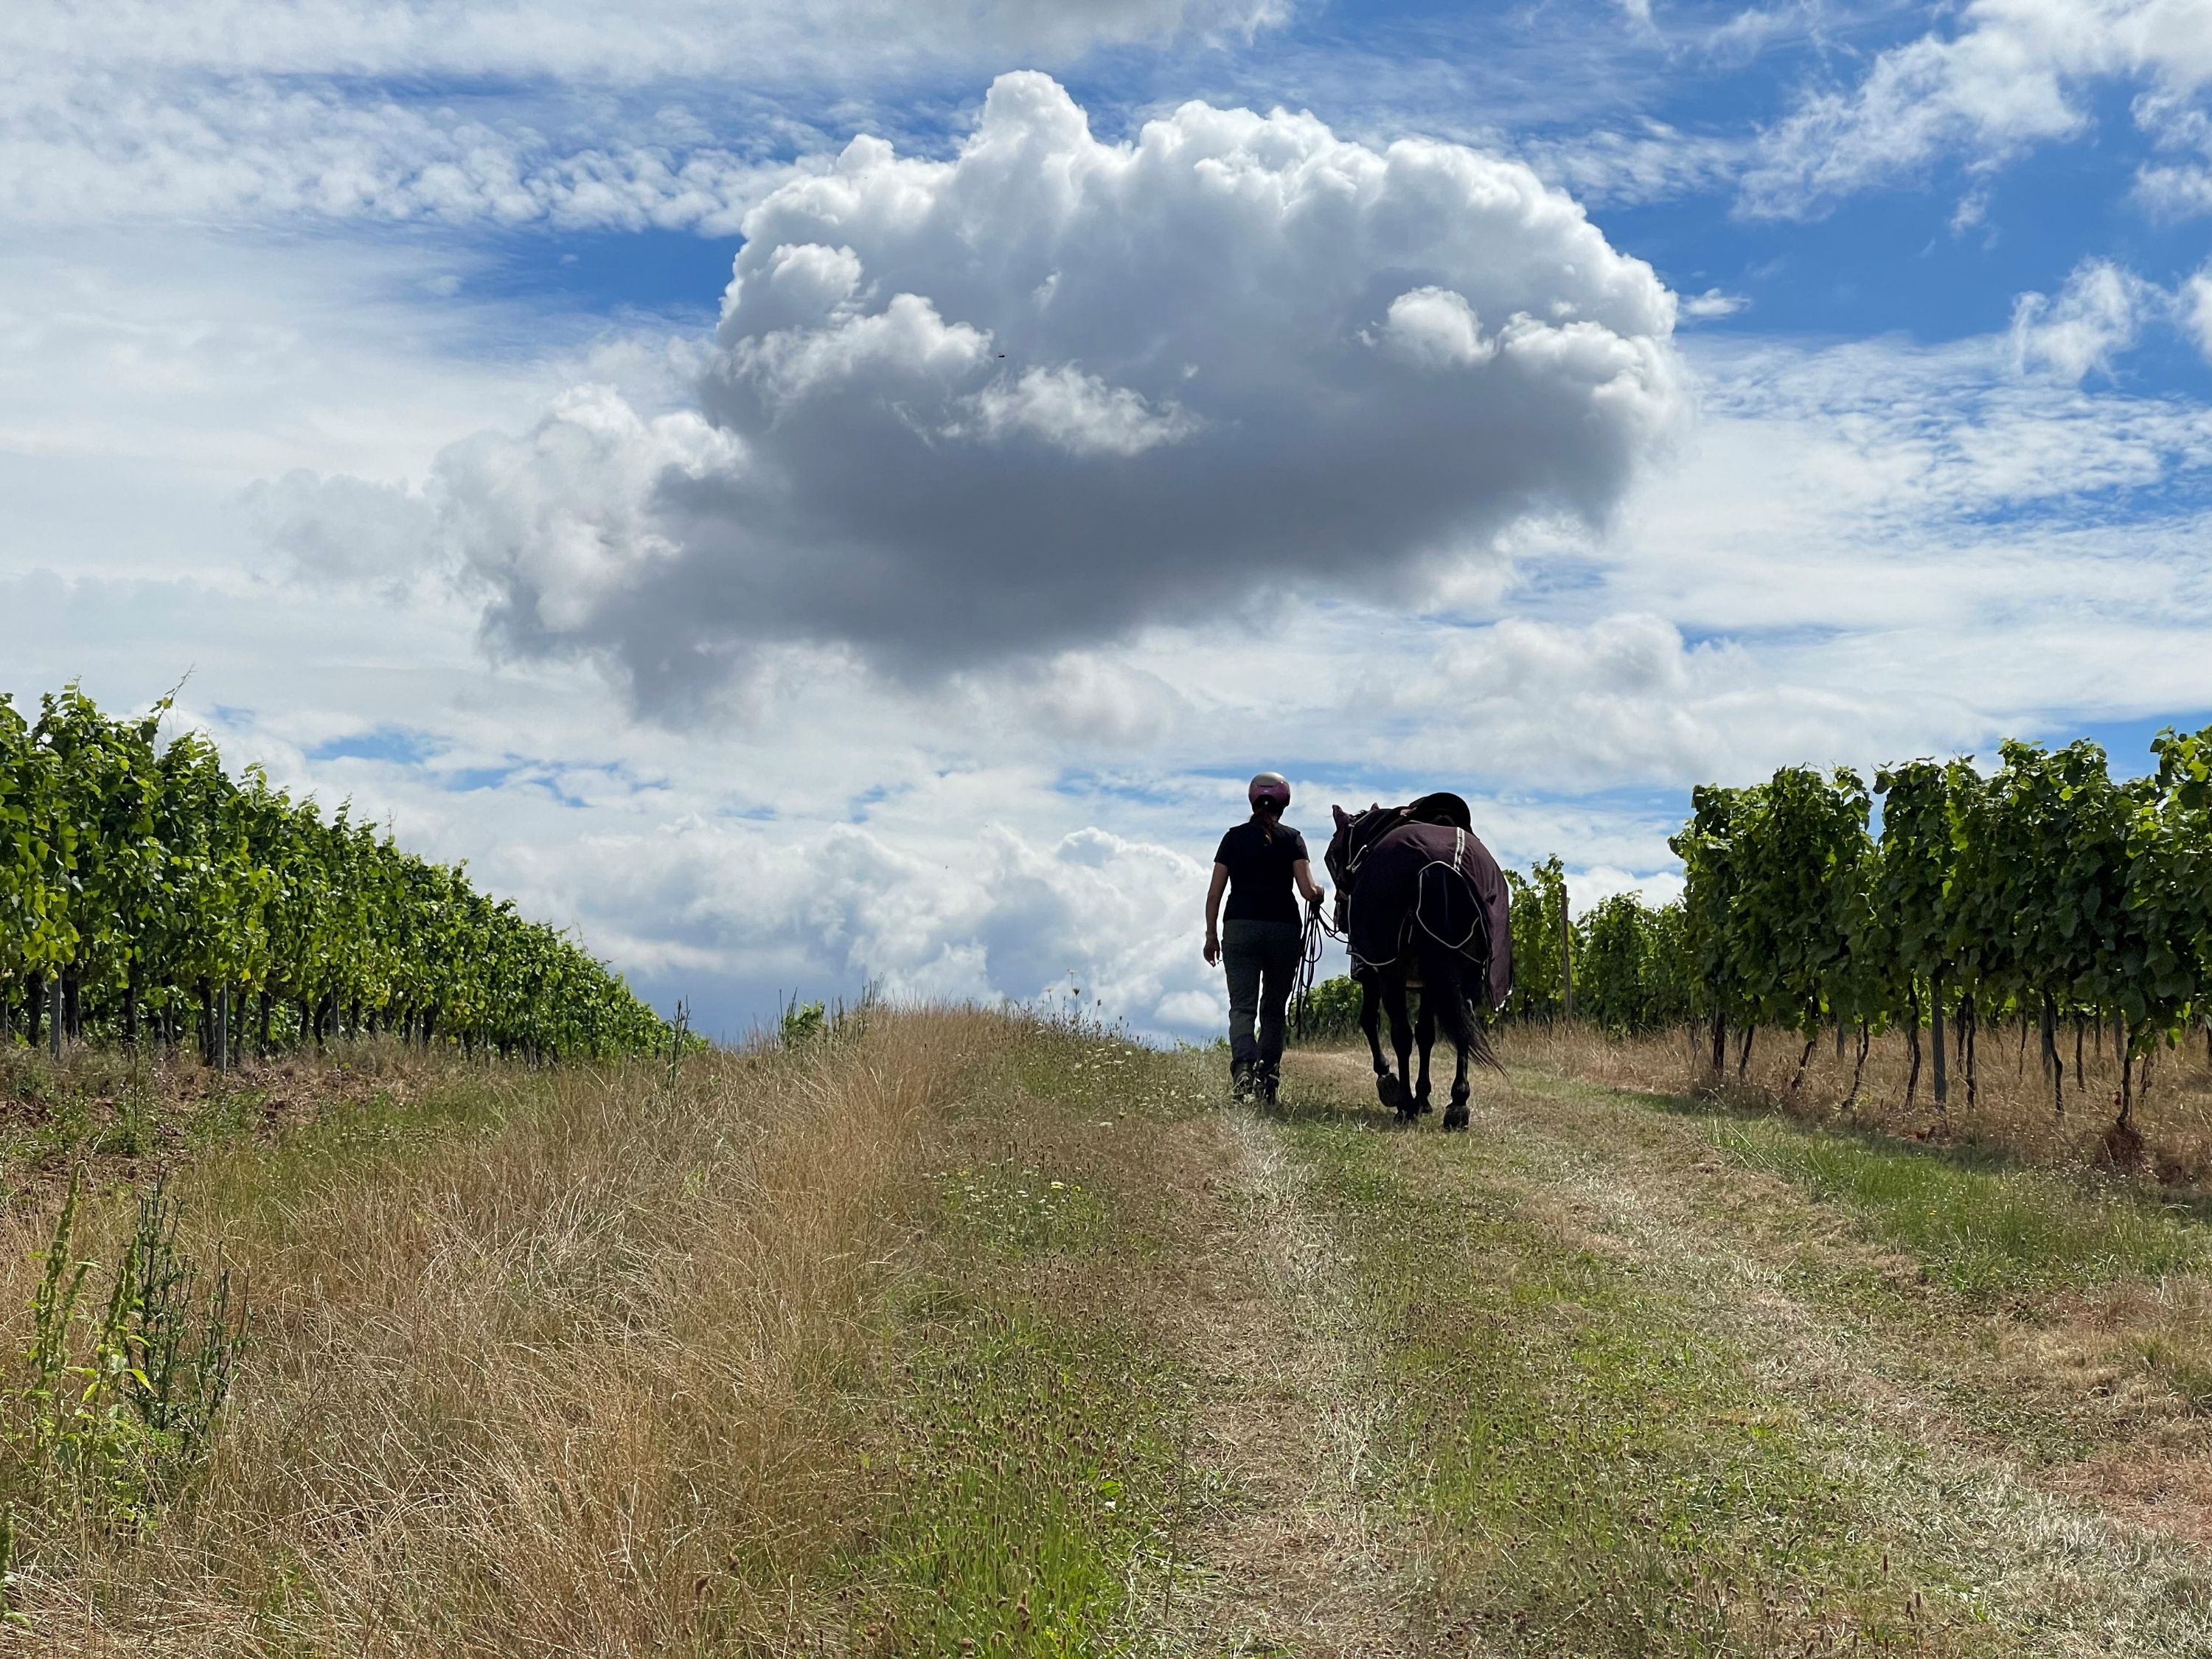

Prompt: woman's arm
[
  {"left": 1203, "top": 861, "right": 1229, "bottom": 964},
  {"left": 1292, "top": 858, "right": 1326, "bottom": 908}
]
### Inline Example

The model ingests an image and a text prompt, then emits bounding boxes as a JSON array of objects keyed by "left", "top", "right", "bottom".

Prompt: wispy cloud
[
  {"left": 1738, "top": 0, "right": 2212, "bottom": 218},
  {"left": 1681, "top": 287, "right": 1752, "bottom": 319}
]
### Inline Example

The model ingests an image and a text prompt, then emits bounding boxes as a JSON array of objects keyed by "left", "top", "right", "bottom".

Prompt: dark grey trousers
[{"left": 1223, "top": 919, "right": 1301, "bottom": 1077}]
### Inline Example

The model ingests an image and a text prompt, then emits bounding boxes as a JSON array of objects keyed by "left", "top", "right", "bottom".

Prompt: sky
[{"left": 6, "top": 0, "right": 2212, "bottom": 1040}]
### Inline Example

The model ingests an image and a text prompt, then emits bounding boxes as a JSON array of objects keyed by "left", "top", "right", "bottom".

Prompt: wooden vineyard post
[
  {"left": 1559, "top": 897, "right": 1575, "bottom": 1023},
  {"left": 1930, "top": 975, "right": 1947, "bottom": 1110},
  {"left": 217, "top": 985, "right": 230, "bottom": 1077},
  {"left": 48, "top": 976, "right": 62, "bottom": 1061}
]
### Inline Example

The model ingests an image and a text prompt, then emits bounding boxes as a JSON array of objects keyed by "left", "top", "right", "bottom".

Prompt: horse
[{"left": 1324, "top": 793, "right": 1512, "bottom": 1130}]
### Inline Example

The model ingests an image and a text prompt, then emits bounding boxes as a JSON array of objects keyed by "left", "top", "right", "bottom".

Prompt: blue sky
[
  {"left": 394, "top": 4, "right": 2212, "bottom": 368},
  {"left": 6, "top": 0, "right": 2212, "bottom": 1039}
]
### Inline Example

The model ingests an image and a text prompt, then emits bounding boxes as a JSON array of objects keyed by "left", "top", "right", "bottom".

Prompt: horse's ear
[{"left": 1332, "top": 804, "right": 1349, "bottom": 830}]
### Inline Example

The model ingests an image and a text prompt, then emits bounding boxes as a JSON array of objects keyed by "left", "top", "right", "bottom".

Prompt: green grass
[
  {"left": 853, "top": 1303, "right": 1188, "bottom": 1657},
  {"left": 842, "top": 1032, "right": 1208, "bottom": 1656},
  {"left": 1285, "top": 1119, "right": 2001, "bottom": 1658},
  {"left": 1708, "top": 1116, "right": 2209, "bottom": 1301}
]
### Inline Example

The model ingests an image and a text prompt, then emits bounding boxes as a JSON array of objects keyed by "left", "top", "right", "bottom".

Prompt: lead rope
[{"left": 1293, "top": 896, "right": 1327, "bottom": 1039}]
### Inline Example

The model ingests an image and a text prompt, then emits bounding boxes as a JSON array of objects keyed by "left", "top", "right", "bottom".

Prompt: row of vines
[
  {"left": 1, "top": 685, "right": 672, "bottom": 1063},
  {"left": 1304, "top": 729, "right": 2212, "bottom": 1134},
  {"left": 1546, "top": 728, "right": 2212, "bottom": 1131}
]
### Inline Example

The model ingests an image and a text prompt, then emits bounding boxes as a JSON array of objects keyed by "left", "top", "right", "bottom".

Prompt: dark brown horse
[{"left": 1324, "top": 793, "right": 1512, "bottom": 1129}]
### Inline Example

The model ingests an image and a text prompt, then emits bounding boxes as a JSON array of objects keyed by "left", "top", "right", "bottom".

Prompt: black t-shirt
[{"left": 1214, "top": 819, "right": 1309, "bottom": 926}]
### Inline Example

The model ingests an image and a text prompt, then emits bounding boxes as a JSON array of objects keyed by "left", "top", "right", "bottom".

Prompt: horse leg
[
  {"left": 1382, "top": 979, "right": 1417, "bottom": 1123},
  {"left": 1360, "top": 976, "right": 1399, "bottom": 1110},
  {"left": 1424, "top": 947, "right": 1486, "bottom": 1133},
  {"left": 1444, "top": 1034, "right": 1472, "bottom": 1132},
  {"left": 1414, "top": 996, "right": 1436, "bottom": 1115}
]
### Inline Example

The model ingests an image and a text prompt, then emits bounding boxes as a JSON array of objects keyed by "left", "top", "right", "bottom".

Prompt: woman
[{"left": 1203, "top": 772, "right": 1327, "bottom": 1104}]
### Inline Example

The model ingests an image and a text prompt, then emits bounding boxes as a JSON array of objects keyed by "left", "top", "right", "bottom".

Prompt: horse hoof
[
  {"left": 1375, "top": 1073, "right": 1404, "bottom": 1110},
  {"left": 1414, "top": 1090, "right": 1434, "bottom": 1116},
  {"left": 1442, "top": 1107, "right": 1470, "bottom": 1132}
]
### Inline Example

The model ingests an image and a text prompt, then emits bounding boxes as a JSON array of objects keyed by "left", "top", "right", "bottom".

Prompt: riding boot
[
  {"left": 1230, "top": 1058, "right": 1255, "bottom": 1102},
  {"left": 1257, "top": 1063, "right": 1279, "bottom": 1107}
]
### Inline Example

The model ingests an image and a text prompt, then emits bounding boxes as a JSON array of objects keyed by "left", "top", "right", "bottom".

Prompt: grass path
[
  {"left": 1270, "top": 1048, "right": 2212, "bottom": 1655},
  {"left": 933, "top": 1035, "right": 2212, "bottom": 1652},
  {"left": 9, "top": 1018, "right": 2212, "bottom": 1655},
  {"left": 1149, "top": 1107, "right": 1419, "bottom": 1655}
]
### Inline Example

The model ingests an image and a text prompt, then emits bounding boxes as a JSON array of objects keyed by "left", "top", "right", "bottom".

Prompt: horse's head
[
  {"left": 1326, "top": 801, "right": 1397, "bottom": 933},
  {"left": 1326, "top": 806, "right": 1354, "bottom": 934},
  {"left": 1324, "top": 804, "right": 1358, "bottom": 892}
]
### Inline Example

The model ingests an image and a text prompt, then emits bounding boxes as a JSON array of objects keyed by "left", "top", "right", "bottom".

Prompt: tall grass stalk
[{"left": 0, "top": 1008, "right": 1001, "bottom": 1652}]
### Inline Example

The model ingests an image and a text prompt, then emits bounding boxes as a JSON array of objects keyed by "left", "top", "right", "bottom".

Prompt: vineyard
[
  {"left": 1311, "top": 727, "right": 2212, "bottom": 1146},
  {"left": 0, "top": 685, "right": 670, "bottom": 1065},
  {"left": 4, "top": 706, "right": 2212, "bottom": 1649}
]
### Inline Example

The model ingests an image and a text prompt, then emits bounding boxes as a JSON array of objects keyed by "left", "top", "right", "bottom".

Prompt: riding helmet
[{"left": 1248, "top": 771, "right": 1291, "bottom": 813}]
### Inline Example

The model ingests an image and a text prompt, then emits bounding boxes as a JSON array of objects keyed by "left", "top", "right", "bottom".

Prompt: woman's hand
[{"left": 1203, "top": 930, "right": 1221, "bottom": 967}]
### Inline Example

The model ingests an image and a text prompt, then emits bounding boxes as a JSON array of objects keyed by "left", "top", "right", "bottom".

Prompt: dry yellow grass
[
  {"left": 0, "top": 1007, "right": 1004, "bottom": 1655},
  {"left": 1497, "top": 1018, "right": 2212, "bottom": 1183}
]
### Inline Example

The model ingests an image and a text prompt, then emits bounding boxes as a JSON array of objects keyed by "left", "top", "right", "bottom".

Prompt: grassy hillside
[{"left": 2, "top": 1015, "right": 2211, "bottom": 1652}]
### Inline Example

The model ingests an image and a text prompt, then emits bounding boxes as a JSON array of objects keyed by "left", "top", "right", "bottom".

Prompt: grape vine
[
  {"left": 2, "top": 685, "right": 670, "bottom": 1062},
  {"left": 1662, "top": 728, "right": 2212, "bottom": 1133},
  {"left": 1305, "top": 727, "right": 2212, "bottom": 1144}
]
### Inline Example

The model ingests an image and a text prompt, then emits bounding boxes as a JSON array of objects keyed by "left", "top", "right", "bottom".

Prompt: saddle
[{"left": 1325, "top": 792, "right": 1475, "bottom": 893}]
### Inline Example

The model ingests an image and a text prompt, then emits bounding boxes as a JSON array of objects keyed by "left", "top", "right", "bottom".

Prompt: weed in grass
[
  {"left": 940, "top": 1159, "right": 1108, "bottom": 1259},
  {"left": 90, "top": 1085, "right": 160, "bottom": 1158},
  {"left": 0, "top": 1170, "right": 246, "bottom": 1537},
  {"left": 2132, "top": 1331, "right": 2212, "bottom": 1410},
  {"left": 780, "top": 998, "right": 827, "bottom": 1047},
  {"left": 187, "top": 1085, "right": 261, "bottom": 1145}
]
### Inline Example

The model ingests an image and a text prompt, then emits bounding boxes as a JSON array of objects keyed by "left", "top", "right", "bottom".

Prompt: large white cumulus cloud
[{"left": 441, "top": 73, "right": 1682, "bottom": 709}]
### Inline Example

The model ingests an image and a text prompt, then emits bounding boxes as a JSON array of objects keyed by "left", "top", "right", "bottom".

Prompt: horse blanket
[{"left": 1342, "top": 818, "right": 1514, "bottom": 1011}]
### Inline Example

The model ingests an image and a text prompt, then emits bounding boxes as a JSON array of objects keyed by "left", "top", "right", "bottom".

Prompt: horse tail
[{"left": 1419, "top": 936, "right": 1504, "bottom": 1077}]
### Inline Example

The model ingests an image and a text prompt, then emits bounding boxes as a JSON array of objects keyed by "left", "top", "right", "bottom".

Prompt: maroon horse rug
[{"left": 1326, "top": 792, "right": 1512, "bottom": 1129}]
